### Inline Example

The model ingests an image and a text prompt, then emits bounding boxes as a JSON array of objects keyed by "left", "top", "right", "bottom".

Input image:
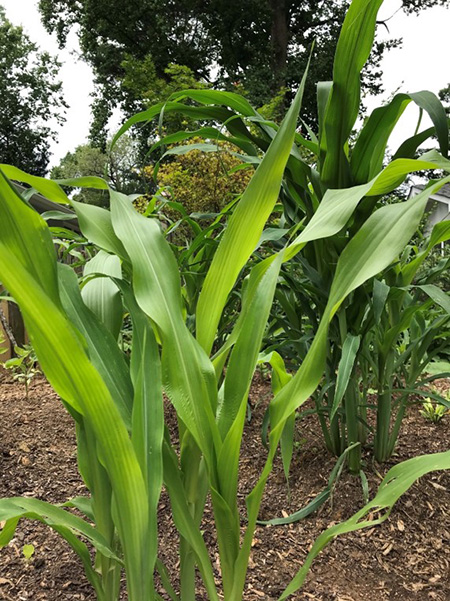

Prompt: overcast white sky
[{"left": 2, "top": 0, "right": 449, "bottom": 167}]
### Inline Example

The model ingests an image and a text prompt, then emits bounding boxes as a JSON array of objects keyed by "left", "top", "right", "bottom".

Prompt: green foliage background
[
  {"left": 154, "top": 138, "right": 253, "bottom": 219},
  {"left": 38, "top": 0, "right": 447, "bottom": 145},
  {"left": 0, "top": 5, "right": 66, "bottom": 175}
]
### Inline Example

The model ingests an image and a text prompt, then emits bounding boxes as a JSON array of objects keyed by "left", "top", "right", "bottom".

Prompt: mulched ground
[{"left": 1, "top": 372, "right": 450, "bottom": 601}]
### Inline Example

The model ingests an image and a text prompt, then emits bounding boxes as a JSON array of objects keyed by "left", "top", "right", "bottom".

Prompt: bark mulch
[{"left": 1, "top": 372, "right": 450, "bottom": 601}]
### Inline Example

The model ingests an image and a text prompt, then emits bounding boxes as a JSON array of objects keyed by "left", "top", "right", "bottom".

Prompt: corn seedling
[
  {"left": 3, "top": 344, "right": 40, "bottom": 400},
  {"left": 0, "top": 1, "right": 450, "bottom": 600}
]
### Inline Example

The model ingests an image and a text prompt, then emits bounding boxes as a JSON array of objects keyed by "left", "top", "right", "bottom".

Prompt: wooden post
[
  {"left": 8, "top": 302, "right": 25, "bottom": 347},
  {"left": 0, "top": 301, "right": 13, "bottom": 360}
]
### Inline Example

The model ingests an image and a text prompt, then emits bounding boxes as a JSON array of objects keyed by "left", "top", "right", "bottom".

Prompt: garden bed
[{"left": 1, "top": 374, "right": 449, "bottom": 601}]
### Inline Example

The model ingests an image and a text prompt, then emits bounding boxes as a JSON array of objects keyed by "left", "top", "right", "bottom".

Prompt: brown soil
[{"left": 1, "top": 373, "right": 450, "bottom": 601}]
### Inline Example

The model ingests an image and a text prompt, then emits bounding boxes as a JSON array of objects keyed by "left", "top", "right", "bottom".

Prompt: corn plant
[
  {"left": 1, "top": 1, "right": 450, "bottom": 600},
  {"left": 258, "top": 226, "right": 450, "bottom": 475},
  {"left": 121, "top": 3, "right": 450, "bottom": 473},
  {"left": 361, "top": 246, "right": 450, "bottom": 462}
]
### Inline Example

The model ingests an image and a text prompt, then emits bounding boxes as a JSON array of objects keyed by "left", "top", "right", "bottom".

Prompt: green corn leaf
[
  {"left": 196, "top": 64, "right": 309, "bottom": 354},
  {"left": 351, "top": 91, "right": 448, "bottom": 183},
  {"left": 258, "top": 227, "right": 291, "bottom": 246},
  {"left": 408, "top": 91, "right": 449, "bottom": 158},
  {"left": 401, "top": 219, "right": 450, "bottom": 284},
  {"left": 0, "top": 170, "right": 151, "bottom": 600},
  {"left": 209, "top": 482, "right": 242, "bottom": 598},
  {"left": 0, "top": 497, "right": 118, "bottom": 559},
  {"left": 55, "top": 176, "right": 109, "bottom": 190},
  {"left": 72, "top": 200, "right": 128, "bottom": 258},
  {"left": 162, "top": 442, "right": 220, "bottom": 601},
  {"left": 166, "top": 90, "right": 277, "bottom": 147},
  {"left": 317, "top": 81, "right": 333, "bottom": 148},
  {"left": 331, "top": 334, "right": 361, "bottom": 422},
  {"left": 280, "top": 411, "right": 295, "bottom": 483},
  {"left": 365, "top": 152, "right": 450, "bottom": 196},
  {"left": 169, "top": 89, "right": 257, "bottom": 116},
  {"left": 373, "top": 279, "right": 390, "bottom": 324},
  {"left": 284, "top": 154, "right": 449, "bottom": 265},
  {"left": 71, "top": 416, "right": 95, "bottom": 493},
  {"left": 285, "top": 181, "right": 374, "bottom": 259},
  {"left": 423, "top": 219, "right": 450, "bottom": 249},
  {"left": 58, "top": 264, "right": 133, "bottom": 429},
  {"left": 0, "top": 164, "right": 70, "bottom": 204},
  {"left": 126, "top": 289, "right": 164, "bottom": 585},
  {"left": 0, "top": 497, "right": 119, "bottom": 601},
  {"left": 109, "top": 189, "right": 221, "bottom": 465},
  {"left": 417, "top": 285, "right": 450, "bottom": 315},
  {"left": 112, "top": 101, "right": 239, "bottom": 148},
  {"left": 258, "top": 350, "right": 292, "bottom": 395},
  {"left": 392, "top": 119, "right": 450, "bottom": 159},
  {"left": 149, "top": 126, "right": 257, "bottom": 156},
  {"left": 257, "top": 443, "right": 360, "bottom": 526},
  {"left": 279, "top": 451, "right": 450, "bottom": 599},
  {"left": 82, "top": 251, "right": 123, "bottom": 340},
  {"left": 155, "top": 559, "right": 180, "bottom": 601},
  {"left": 219, "top": 253, "right": 284, "bottom": 437},
  {"left": 384, "top": 387, "right": 450, "bottom": 408},
  {"left": 216, "top": 254, "right": 284, "bottom": 519},
  {"left": 326, "top": 177, "right": 450, "bottom": 317},
  {"left": 351, "top": 93, "right": 411, "bottom": 182},
  {"left": 62, "top": 496, "right": 94, "bottom": 521},
  {"left": 320, "top": 0, "right": 384, "bottom": 187}
]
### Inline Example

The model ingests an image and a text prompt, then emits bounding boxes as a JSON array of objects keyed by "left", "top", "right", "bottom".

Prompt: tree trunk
[{"left": 270, "top": 0, "right": 289, "bottom": 92}]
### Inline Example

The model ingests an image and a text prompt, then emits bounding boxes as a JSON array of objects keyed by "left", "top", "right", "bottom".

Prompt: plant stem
[
  {"left": 180, "top": 539, "right": 197, "bottom": 601},
  {"left": 345, "top": 377, "right": 361, "bottom": 473},
  {"left": 374, "top": 352, "right": 394, "bottom": 463}
]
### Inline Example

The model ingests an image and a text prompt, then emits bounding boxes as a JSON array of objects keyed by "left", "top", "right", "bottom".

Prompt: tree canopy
[
  {"left": 38, "top": 0, "right": 448, "bottom": 144},
  {"left": 51, "top": 135, "right": 143, "bottom": 206},
  {"left": 0, "top": 6, "right": 66, "bottom": 175}
]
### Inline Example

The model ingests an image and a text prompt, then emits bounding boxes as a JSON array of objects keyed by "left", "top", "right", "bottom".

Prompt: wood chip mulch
[{"left": 1, "top": 372, "right": 450, "bottom": 601}]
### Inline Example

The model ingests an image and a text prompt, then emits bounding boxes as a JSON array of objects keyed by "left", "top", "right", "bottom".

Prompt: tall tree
[
  {"left": 51, "top": 135, "right": 143, "bottom": 206},
  {"left": 0, "top": 6, "right": 66, "bottom": 175},
  {"left": 38, "top": 0, "right": 447, "bottom": 140}
]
